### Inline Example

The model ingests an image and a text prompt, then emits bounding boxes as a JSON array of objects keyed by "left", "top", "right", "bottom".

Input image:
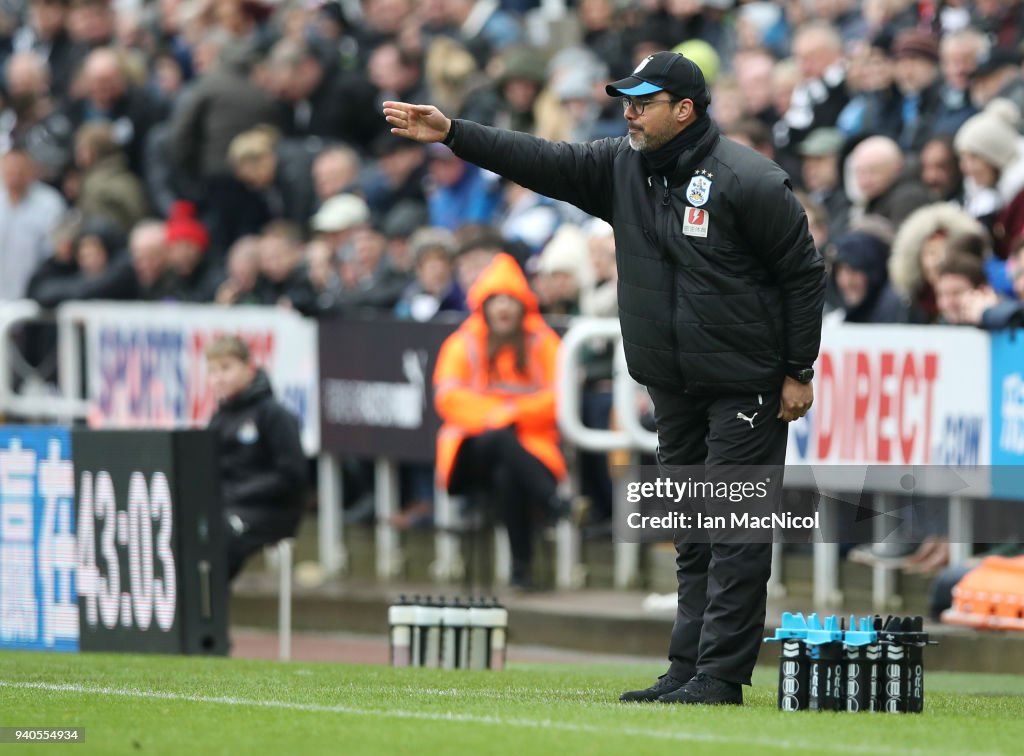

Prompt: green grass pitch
[{"left": 2, "top": 650, "right": 1023, "bottom": 755}]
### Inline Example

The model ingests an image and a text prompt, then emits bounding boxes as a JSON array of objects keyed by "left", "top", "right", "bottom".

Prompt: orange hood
[{"left": 466, "top": 253, "right": 538, "bottom": 314}]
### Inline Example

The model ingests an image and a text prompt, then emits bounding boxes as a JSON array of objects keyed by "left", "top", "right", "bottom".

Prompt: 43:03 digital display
[{"left": 76, "top": 471, "right": 177, "bottom": 632}]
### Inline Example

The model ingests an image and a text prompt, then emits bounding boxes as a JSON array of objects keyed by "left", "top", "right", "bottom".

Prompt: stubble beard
[
  {"left": 627, "top": 132, "right": 646, "bottom": 151},
  {"left": 628, "top": 128, "right": 670, "bottom": 153}
]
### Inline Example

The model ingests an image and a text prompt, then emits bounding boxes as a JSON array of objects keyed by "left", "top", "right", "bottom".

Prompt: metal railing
[
  {"left": 3, "top": 300, "right": 993, "bottom": 610},
  {"left": 0, "top": 301, "right": 89, "bottom": 421},
  {"left": 555, "top": 317, "right": 983, "bottom": 610}
]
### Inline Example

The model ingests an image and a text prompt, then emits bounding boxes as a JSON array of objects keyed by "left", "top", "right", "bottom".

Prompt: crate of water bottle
[
  {"left": 388, "top": 595, "right": 508, "bottom": 670},
  {"left": 764, "top": 612, "right": 935, "bottom": 713}
]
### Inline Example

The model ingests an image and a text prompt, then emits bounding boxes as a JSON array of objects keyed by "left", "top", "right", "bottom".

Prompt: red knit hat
[{"left": 165, "top": 200, "right": 209, "bottom": 251}]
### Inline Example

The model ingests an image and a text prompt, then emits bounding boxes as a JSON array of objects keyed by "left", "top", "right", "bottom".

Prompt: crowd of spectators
[
  {"left": 3, "top": 0, "right": 1024, "bottom": 327},
  {"left": 3, "top": 0, "right": 1024, "bottom": 542}
]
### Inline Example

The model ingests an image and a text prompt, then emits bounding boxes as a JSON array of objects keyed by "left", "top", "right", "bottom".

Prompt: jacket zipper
[{"left": 658, "top": 175, "right": 686, "bottom": 392}]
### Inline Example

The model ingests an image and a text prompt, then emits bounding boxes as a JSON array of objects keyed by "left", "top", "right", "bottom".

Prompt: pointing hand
[{"left": 383, "top": 101, "right": 452, "bottom": 144}]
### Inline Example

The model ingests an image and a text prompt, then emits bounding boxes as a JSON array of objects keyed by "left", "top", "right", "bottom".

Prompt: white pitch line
[{"left": 0, "top": 680, "right": 979, "bottom": 756}]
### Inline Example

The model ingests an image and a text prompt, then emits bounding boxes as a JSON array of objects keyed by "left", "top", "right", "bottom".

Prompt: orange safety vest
[{"left": 434, "top": 253, "right": 566, "bottom": 488}]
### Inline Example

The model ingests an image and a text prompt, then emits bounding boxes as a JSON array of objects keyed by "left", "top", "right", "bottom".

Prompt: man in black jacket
[
  {"left": 385, "top": 51, "right": 825, "bottom": 705},
  {"left": 206, "top": 336, "right": 307, "bottom": 581}
]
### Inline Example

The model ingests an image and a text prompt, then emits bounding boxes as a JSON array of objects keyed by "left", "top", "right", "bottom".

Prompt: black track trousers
[{"left": 646, "top": 385, "right": 788, "bottom": 686}]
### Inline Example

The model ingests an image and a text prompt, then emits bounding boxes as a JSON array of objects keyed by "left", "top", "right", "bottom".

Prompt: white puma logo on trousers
[{"left": 736, "top": 411, "right": 758, "bottom": 429}]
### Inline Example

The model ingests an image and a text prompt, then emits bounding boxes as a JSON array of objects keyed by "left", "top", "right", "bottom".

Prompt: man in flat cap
[
  {"left": 892, "top": 28, "right": 944, "bottom": 150},
  {"left": 798, "top": 127, "right": 851, "bottom": 243}
]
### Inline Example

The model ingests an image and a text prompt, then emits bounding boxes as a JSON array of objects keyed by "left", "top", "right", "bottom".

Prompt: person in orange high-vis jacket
[{"left": 434, "top": 252, "right": 565, "bottom": 589}]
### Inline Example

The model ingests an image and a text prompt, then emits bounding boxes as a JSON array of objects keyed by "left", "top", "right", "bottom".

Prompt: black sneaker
[
  {"left": 619, "top": 673, "right": 689, "bottom": 703},
  {"left": 658, "top": 673, "right": 743, "bottom": 705}
]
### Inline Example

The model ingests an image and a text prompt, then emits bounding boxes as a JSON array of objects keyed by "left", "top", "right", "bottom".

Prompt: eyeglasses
[{"left": 620, "top": 96, "right": 680, "bottom": 115}]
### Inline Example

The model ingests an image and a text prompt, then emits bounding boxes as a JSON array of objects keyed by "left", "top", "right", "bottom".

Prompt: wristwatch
[{"left": 787, "top": 365, "right": 815, "bottom": 384}]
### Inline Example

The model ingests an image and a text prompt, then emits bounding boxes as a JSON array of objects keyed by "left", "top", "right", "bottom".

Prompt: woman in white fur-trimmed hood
[{"left": 888, "top": 202, "right": 989, "bottom": 322}]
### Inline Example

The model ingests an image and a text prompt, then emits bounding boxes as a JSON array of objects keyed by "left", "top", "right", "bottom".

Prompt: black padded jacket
[
  {"left": 207, "top": 370, "right": 307, "bottom": 515},
  {"left": 444, "top": 118, "right": 826, "bottom": 395}
]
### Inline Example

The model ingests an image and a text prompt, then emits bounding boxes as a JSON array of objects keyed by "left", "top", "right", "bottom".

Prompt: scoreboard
[{"left": 72, "top": 429, "right": 229, "bottom": 655}]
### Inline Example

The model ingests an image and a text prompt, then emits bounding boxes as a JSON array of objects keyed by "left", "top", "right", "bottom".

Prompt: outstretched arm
[{"left": 383, "top": 101, "right": 618, "bottom": 222}]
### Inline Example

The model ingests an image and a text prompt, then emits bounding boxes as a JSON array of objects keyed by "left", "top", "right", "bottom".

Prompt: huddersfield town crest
[{"left": 687, "top": 175, "right": 712, "bottom": 207}]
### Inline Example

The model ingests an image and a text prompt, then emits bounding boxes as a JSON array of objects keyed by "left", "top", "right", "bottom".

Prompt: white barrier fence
[
  {"left": 51, "top": 301, "right": 347, "bottom": 577},
  {"left": 0, "top": 301, "right": 88, "bottom": 420},
  {"left": 5, "top": 302, "right": 1022, "bottom": 608},
  {"left": 1, "top": 300, "right": 344, "bottom": 577},
  {"left": 556, "top": 317, "right": 1024, "bottom": 607}
]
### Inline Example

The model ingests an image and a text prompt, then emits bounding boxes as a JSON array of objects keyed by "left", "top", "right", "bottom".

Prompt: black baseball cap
[{"left": 606, "top": 51, "right": 709, "bottom": 105}]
